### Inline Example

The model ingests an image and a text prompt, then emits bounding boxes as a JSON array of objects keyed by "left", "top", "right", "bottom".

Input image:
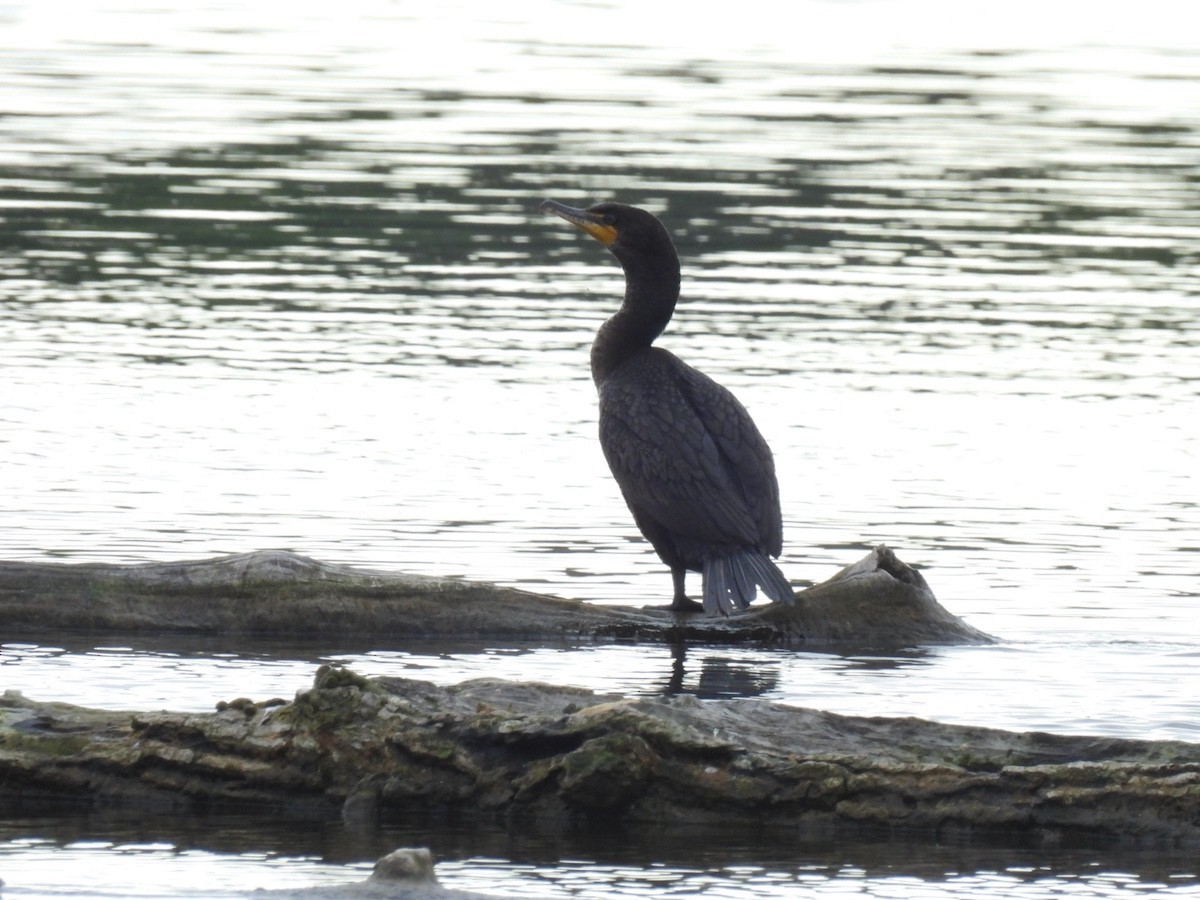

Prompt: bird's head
[{"left": 540, "top": 200, "right": 677, "bottom": 270}]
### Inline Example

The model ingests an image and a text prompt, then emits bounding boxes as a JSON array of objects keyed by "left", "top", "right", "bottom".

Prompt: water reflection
[
  {"left": 3, "top": 814, "right": 1200, "bottom": 899},
  {"left": 662, "top": 645, "right": 931, "bottom": 699},
  {"left": 663, "top": 642, "right": 782, "bottom": 699},
  {"left": 3, "top": 0, "right": 1200, "bottom": 893},
  {"left": 7, "top": 636, "right": 1198, "bottom": 747}
]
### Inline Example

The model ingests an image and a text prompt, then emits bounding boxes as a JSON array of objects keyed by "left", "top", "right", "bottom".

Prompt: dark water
[
  {"left": 2, "top": 0, "right": 1199, "bottom": 895},
  {"left": 3, "top": 809, "right": 1200, "bottom": 898}
]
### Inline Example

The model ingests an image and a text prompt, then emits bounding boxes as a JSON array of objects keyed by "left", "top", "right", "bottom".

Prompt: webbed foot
[{"left": 667, "top": 594, "right": 704, "bottom": 614}]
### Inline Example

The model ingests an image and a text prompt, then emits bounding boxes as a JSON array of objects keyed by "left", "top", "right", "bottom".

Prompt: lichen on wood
[{"left": 3, "top": 668, "right": 1199, "bottom": 845}]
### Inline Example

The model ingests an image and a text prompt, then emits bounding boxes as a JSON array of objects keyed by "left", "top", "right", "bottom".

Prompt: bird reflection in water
[
  {"left": 660, "top": 644, "right": 935, "bottom": 699},
  {"left": 662, "top": 640, "right": 780, "bottom": 698}
]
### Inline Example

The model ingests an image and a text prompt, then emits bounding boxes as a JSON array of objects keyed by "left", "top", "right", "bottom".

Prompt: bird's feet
[{"left": 667, "top": 594, "right": 704, "bottom": 614}]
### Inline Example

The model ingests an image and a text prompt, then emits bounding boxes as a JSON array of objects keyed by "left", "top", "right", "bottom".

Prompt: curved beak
[{"left": 539, "top": 199, "right": 617, "bottom": 247}]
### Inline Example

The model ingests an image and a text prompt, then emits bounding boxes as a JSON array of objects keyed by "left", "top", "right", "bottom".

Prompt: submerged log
[
  {"left": 2, "top": 667, "right": 1199, "bottom": 845},
  {"left": 0, "top": 544, "right": 989, "bottom": 647}
]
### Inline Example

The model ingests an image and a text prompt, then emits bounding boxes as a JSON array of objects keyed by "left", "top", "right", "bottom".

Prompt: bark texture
[
  {"left": 0, "top": 545, "right": 989, "bottom": 647},
  {"left": 3, "top": 667, "right": 1198, "bottom": 845}
]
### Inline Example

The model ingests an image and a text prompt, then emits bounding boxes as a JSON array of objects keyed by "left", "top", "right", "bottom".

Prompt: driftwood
[
  {"left": 0, "top": 545, "right": 989, "bottom": 647},
  {"left": 3, "top": 666, "right": 1200, "bottom": 845}
]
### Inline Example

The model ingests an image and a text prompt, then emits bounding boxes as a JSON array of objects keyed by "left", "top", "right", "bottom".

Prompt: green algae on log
[
  {"left": 3, "top": 667, "right": 1200, "bottom": 845},
  {"left": 0, "top": 544, "right": 989, "bottom": 647}
]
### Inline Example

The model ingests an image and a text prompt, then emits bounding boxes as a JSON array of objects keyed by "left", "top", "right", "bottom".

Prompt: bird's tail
[{"left": 702, "top": 551, "right": 794, "bottom": 617}]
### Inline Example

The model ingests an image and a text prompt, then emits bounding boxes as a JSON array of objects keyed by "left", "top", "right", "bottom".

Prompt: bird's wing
[
  {"left": 670, "top": 356, "right": 783, "bottom": 555},
  {"left": 598, "top": 351, "right": 781, "bottom": 553}
]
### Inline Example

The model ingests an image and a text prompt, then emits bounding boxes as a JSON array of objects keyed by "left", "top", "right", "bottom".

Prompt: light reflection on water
[
  {"left": 4, "top": 637, "right": 1199, "bottom": 744},
  {"left": 2, "top": 837, "right": 1200, "bottom": 900},
  {"left": 0, "top": 840, "right": 346, "bottom": 900},
  {"left": 2, "top": 0, "right": 1200, "bottom": 895}
]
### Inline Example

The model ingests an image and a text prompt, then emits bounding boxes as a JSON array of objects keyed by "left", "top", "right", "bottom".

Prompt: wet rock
[
  {"left": 0, "top": 545, "right": 990, "bottom": 647},
  {"left": 369, "top": 848, "right": 437, "bottom": 884},
  {"left": 3, "top": 671, "right": 1199, "bottom": 845},
  {"left": 251, "top": 847, "right": 499, "bottom": 899}
]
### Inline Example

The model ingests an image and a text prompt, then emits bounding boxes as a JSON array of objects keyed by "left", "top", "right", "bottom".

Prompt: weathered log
[
  {"left": 0, "top": 545, "right": 989, "bottom": 647},
  {"left": 3, "top": 667, "right": 1199, "bottom": 845}
]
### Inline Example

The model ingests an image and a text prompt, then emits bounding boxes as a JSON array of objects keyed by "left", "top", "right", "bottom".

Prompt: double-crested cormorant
[{"left": 540, "top": 199, "right": 793, "bottom": 616}]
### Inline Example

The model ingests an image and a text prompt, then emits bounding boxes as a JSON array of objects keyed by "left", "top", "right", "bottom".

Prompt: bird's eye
[{"left": 602, "top": 214, "right": 617, "bottom": 226}]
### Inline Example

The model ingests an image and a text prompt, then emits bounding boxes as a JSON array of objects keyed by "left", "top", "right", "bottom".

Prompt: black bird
[{"left": 540, "top": 199, "right": 793, "bottom": 616}]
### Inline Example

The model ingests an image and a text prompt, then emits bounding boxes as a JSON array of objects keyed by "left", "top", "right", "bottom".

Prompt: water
[
  {"left": 2, "top": 0, "right": 1199, "bottom": 895},
  {"left": 3, "top": 822, "right": 1198, "bottom": 899}
]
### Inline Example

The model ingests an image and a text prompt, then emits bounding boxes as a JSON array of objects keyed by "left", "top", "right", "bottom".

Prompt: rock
[
  {"left": 3, "top": 670, "right": 1199, "bottom": 845},
  {"left": 369, "top": 848, "right": 437, "bottom": 884},
  {"left": 249, "top": 847, "right": 498, "bottom": 899},
  {"left": 0, "top": 545, "right": 989, "bottom": 647}
]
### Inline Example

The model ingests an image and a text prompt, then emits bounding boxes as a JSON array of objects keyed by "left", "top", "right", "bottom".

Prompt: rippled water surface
[
  {"left": 2, "top": 819, "right": 1200, "bottom": 899},
  {"left": 2, "top": 0, "right": 1199, "bottom": 895}
]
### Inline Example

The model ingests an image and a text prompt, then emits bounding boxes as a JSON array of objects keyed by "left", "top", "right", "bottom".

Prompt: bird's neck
[{"left": 590, "top": 255, "right": 681, "bottom": 386}]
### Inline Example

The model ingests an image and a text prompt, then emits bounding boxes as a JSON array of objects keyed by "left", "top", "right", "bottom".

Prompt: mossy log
[
  {"left": 3, "top": 667, "right": 1199, "bottom": 845},
  {"left": 0, "top": 545, "right": 989, "bottom": 647}
]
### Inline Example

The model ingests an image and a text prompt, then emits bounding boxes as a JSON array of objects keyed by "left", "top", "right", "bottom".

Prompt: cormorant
[{"left": 540, "top": 199, "right": 793, "bottom": 616}]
